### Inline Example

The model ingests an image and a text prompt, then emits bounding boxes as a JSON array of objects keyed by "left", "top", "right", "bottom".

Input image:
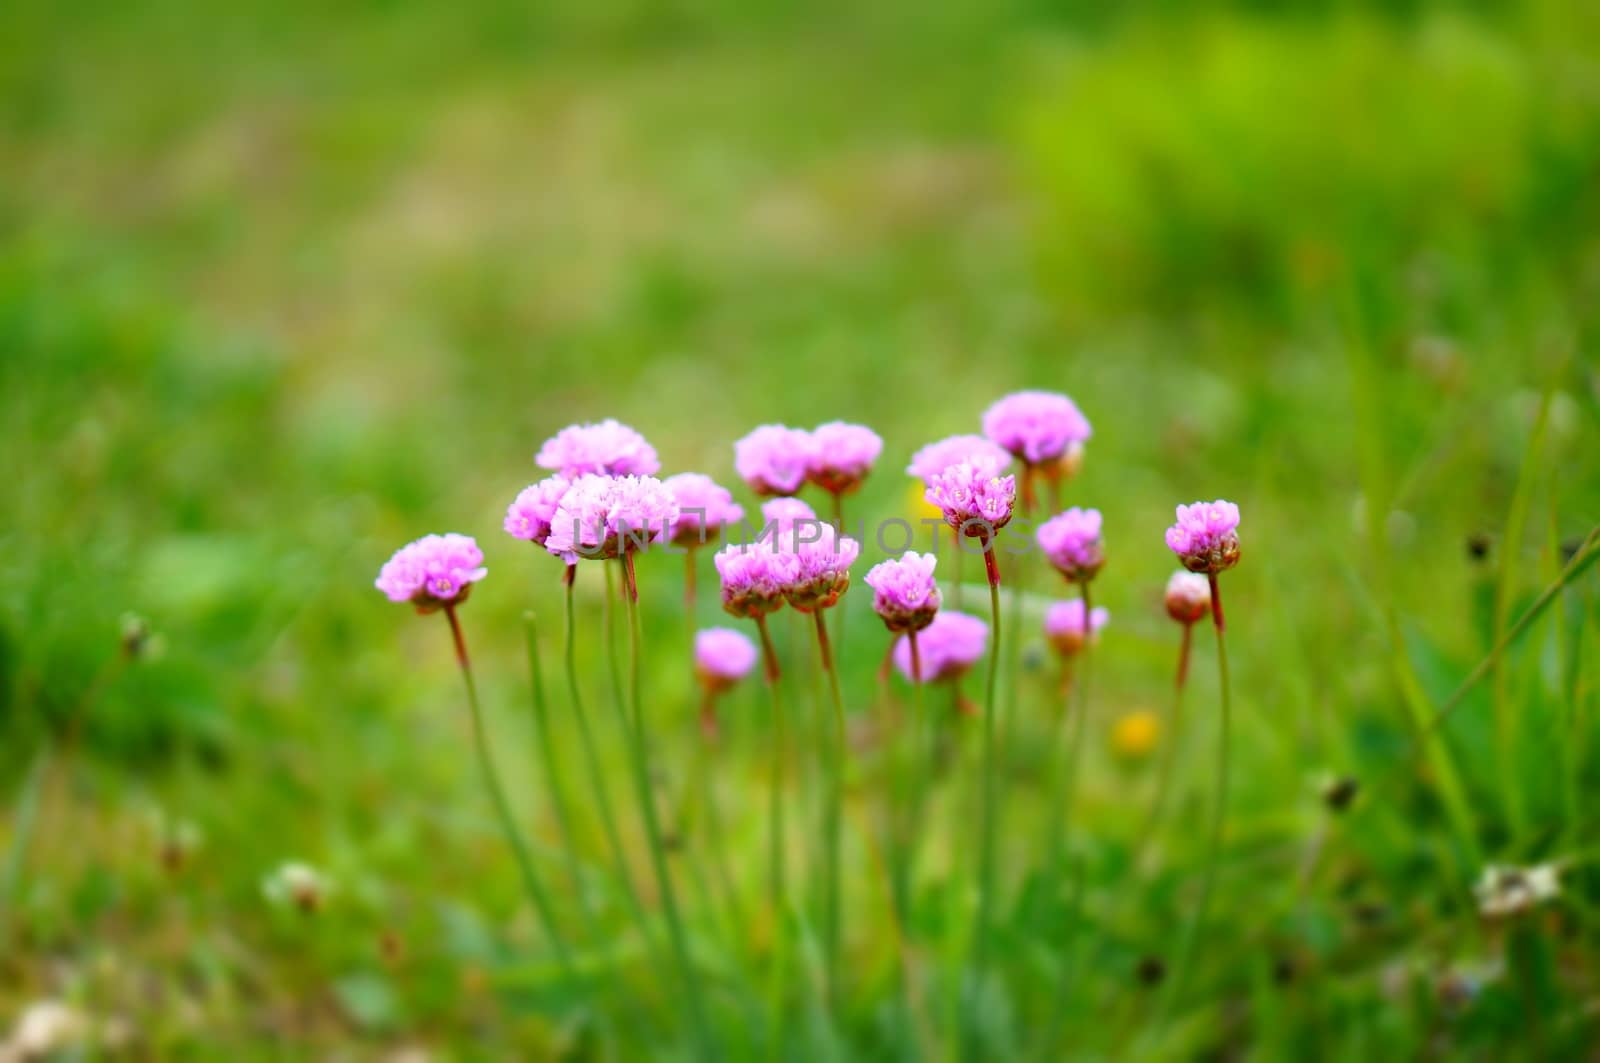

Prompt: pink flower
[
  {"left": 1165, "top": 500, "right": 1241, "bottom": 574},
  {"left": 735, "top": 424, "right": 813, "bottom": 496},
  {"left": 714, "top": 540, "right": 789, "bottom": 619},
  {"left": 1044, "top": 599, "right": 1109, "bottom": 656},
  {"left": 925, "top": 461, "right": 1016, "bottom": 537},
  {"left": 1165, "top": 570, "right": 1211, "bottom": 624},
  {"left": 982, "top": 391, "right": 1092, "bottom": 466},
  {"left": 504, "top": 476, "right": 572, "bottom": 548},
  {"left": 781, "top": 531, "right": 860, "bottom": 612},
  {"left": 906, "top": 434, "right": 1012, "bottom": 485},
  {"left": 375, "top": 534, "right": 487, "bottom": 612},
  {"left": 892, "top": 610, "right": 988, "bottom": 683},
  {"left": 663, "top": 473, "right": 745, "bottom": 548},
  {"left": 543, "top": 474, "right": 679, "bottom": 563},
  {"left": 864, "top": 551, "right": 941, "bottom": 633},
  {"left": 695, "top": 627, "right": 758, "bottom": 692},
  {"left": 1036, "top": 507, "right": 1106, "bottom": 582},
  {"left": 759, "top": 497, "right": 819, "bottom": 548},
  {"left": 807, "top": 421, "right": 883, "bottom": 496},
  {"left": 535, "top": 419, "right": 660, "bottom": 478}
]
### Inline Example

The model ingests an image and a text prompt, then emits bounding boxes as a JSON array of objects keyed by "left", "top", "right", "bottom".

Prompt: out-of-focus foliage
[
  {"left": 2, "top": 0, "right": 1599, "bottom": 1056},
  {"left": 1017, "top": 6, "right": 1600, "bottom": 319}
]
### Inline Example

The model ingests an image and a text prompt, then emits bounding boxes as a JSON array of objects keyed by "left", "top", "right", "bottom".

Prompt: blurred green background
[{"left": 4, "top": 0, "right": 1599, "bottom": 1056}]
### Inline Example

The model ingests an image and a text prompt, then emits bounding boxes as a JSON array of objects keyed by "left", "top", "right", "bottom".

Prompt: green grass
[{"left": 3, "top": 0, "right": 1599, "bottom": 1056}]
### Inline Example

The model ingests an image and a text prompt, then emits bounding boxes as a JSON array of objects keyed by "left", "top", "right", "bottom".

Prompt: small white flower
[
  {"left": 1474, "top": 863, "right": 1560, "bottom": 919},
  {"left": 265, "top": 861, "right": 329, "bottom": 913},
  {"left": 7, "top": 1000, "right": 87, "bottom": 1056}
]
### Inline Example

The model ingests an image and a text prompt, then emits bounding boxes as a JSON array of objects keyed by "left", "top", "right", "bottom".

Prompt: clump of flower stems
[{"left": 372, "top": 401, "right": 1270, "bottom": 1055}]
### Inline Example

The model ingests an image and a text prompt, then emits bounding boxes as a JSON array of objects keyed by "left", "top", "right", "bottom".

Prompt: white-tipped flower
[
  {"left": 1474, "top": 863, "right": 1560, "bottom": 919},
  {"left": 1164, "top": 570, "right": 1212, "bottom": 625}
]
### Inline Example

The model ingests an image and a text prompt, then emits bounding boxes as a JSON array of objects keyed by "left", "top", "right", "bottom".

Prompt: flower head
[
  {"left": 925, "top": 461, "right": 1016, "bottom": 537},
  {"left": 735, "top": 424, "right": 813, "bottom": 496},
  {"left": 1164, "top": 570, "right": 1211, "bottom": 625},
  {"left": 1036, "top": 507, "right": 1105, "bottom": 582},
  {"left": 807, "top": 421, "right": 883, "bottom": 496},
  {"left": 376, "top": 534, "right": 487, "bottom": 611},
  {"left": 759, "top": 497, "right": 820, "bottom": 548},
  {"left": 781, "top": 531, "right": 860, "bottom": 612},
  {"left": 1475, "top": 864, "right": 1561, "bottom": 919},
  {"left": 1044, "top": 599, "right": 1109, "bottom": 656},
  {"left": 663, "top": 473, "right": 745, "bottom": 548},
  {"left": 893, "top": 610, "right": 988, "bottom": 683},
  {"left": 544, "top": 474, "right": 679, "bottom": 563},
  {"left": 535, "top": 419, "right": 660, "bottom": 478},
  {"left": 864, "top": 551, "right": 941, "bottom": 633},
  {"left": 982, "top": 390, "right": 1092, "bottom": 466},
  {"left": 695, "top": 627, "right": 759, "bottom": 693},
  {"left": 1165, "top": 500, "right": 1242, "bottom": 574},
  {"left": 504, "top": 475, "right": 572, "bottom": 548},
  {"left": 714, "top": 540, "right": 789, "bottom": 619},
  {"left": 906, "top": 434, "right": 1013, "bottom": 485}
]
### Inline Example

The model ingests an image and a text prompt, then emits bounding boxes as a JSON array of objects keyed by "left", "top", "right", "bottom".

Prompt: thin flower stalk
[
  {"left": 562, "top": 568, "right": 661, "bottom": 974},
  {"left": 620, "top": 552, "right": 714, "bottom": 1054},
  {"left": 971, "top": 531, "right": 1004, "bottom": 1013},
  {"left": 522, "top": 612, "right": 595, "bottom": 934},
  {"left": 444, "top": 603, "right": 574, "bottom": 980},
  {"left": 753, "top": 613, "right": 792, "bottom": 1053},
  {"left": 812, "top": 608, "right": 848, "bottom": 1007}
]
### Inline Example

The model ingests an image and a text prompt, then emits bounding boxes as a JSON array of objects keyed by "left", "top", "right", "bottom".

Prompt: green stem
[
  {"left": 951, "top": 527, "right": 965, "bottom": 612},
  {"left": 604, "top": 562, "right": 630, "bottom": 741},
  {"left": 443, "top": 604, "right": 574, "bottom": 980},
  {"left": 563, "top": 570, "right": 659, "bottom": 968},
  {"left": 893, "top": 630, "right": 928, "bottom": 928},
  {"left": 695, "top": 698, "right": 749, "bottom": 944},
  {"left": 1162, "top": 574, "right": 1232, "bottom": 1018},
  {"left": 1038, "top": 583, "right": 1095, "bottom": 1051},
  {"left": 0, "top": 748, "right": 49, "bottom": 943},
  {"left": 523, "top": 611, "right": 595, "bottom": 934},
  {"left": 1135, "top": 629, "right": 1191, "bottom": 872},
  {"left": 969, "top": 536, "right": 1004, "bottom": 1041},
  {"left": 621, "top": 553, "right": 715, "bottom": 1056},
  {"left": 754, "top": 613, "right": 790, "bottom": 1060},
  {"left": 1047, "top": 582, "right": 1095, "bottom": 874},
  {"left": 813, "top": 608, "right": 848, "bottom": 1009}
]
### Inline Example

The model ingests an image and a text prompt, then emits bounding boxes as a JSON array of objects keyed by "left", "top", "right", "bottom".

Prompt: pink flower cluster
[
  {"left": 759, "top": 497, "right": 818, "bottom": 545},
  {"left": 504, "top": 475, "right": 572, "bottom": 548},
  {"left": 663, "top": 473, "right": 745, "bottom": 548},
  {"left": 807, "top": 421, "right": 883, "bottom": 496},
  {"left": 1165, "top": 500, "right": 1241, "bottom": 574},
  {"left": 544, "top": 474, "right": 680, "bottom": 563},
  {"left": 535, "top": 419, "right": 660, "bottom": 478},
  {"left": 893, "top": 610, "right": 988, "bottom": 684},
  {"left": 694, "top": 627, "right": 758, "bottom": 691},
  {"left": 781, "top": 532, "right": 861, "bottom": 612},
  {"left": 734, "top": 424, "right": 814, "bottom": 496},
  {"left": 735, "top": 421, "right": 883, "bottom": 498},
  {"left": 713, "top": 541, "right": 790, "bottom": 619},
  {"left": 906, "top": 434, "right": 1012, "bottom": 485},
  {"left": 864, "top": 551, "right": 941, "bottom": 633},
  {"left": 1044, "top": 599, "right": 1109, "bottom": 657},
  {"left": 1036, "top": 507, "right": 1106, "bottom": 583},
  {"left": 981, "top": 390, "right": 1092, "bottom": 467},
  {"left": 714, "top": 525, "right": 860, "bottom": 617},
  {"left": 925, "top": 461, "right": 1017, "bottom": 536},
  {"left": 375, "top": 534, "right": 488, "bottom": 611}
]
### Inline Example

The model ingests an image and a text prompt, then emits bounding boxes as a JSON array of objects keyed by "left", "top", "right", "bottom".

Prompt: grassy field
[{"left": 4, "top": 0, "right": 1600, "bottom": 1056}]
